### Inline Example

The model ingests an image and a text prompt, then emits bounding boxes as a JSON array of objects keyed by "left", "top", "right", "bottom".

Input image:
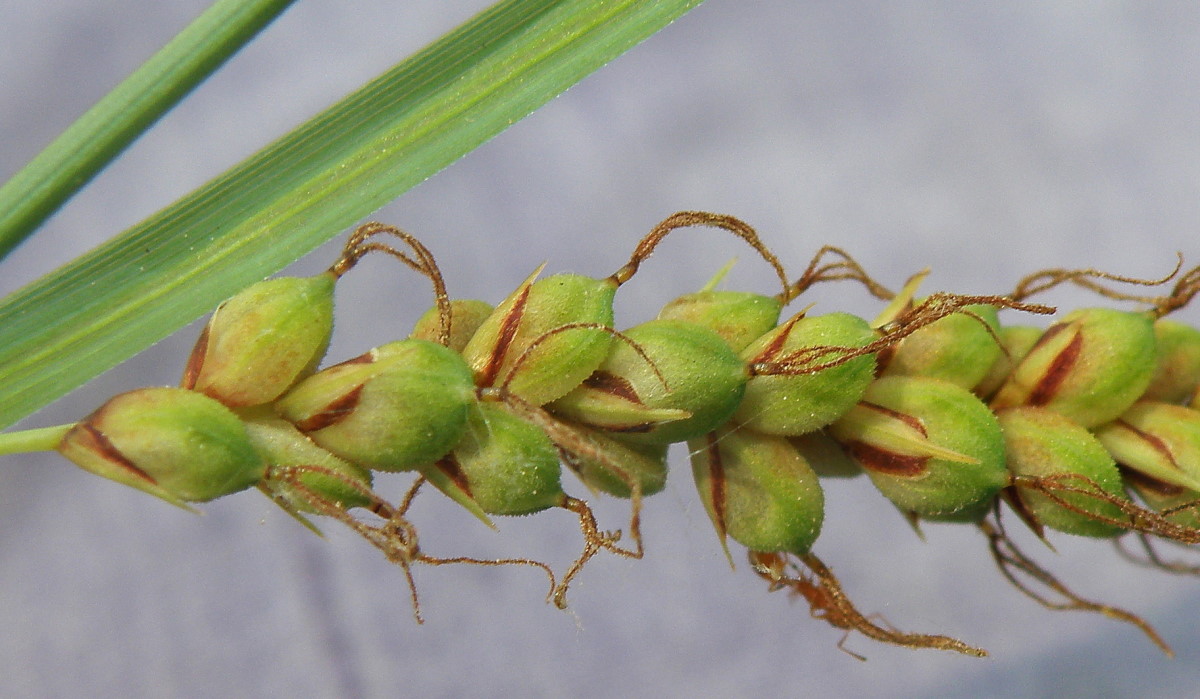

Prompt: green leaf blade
[
  {"left": 0, "top": 0, "right": 705, "bottom": 429},
  {"left": 0, "top": 0, "right": 300, "bottom": 259}
]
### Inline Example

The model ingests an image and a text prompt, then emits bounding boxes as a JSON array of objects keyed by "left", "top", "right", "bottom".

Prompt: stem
[{"left": 0, "top": 424, "right": 74, "bottom": 456}]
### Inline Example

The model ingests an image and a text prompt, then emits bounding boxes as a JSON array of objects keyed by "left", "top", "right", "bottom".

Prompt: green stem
[
  {"left": 0, "top": 424, "right": 74, "bottom": 456},
  {"left": 0, "top": 0, "right": 298, "bottom": 260}
]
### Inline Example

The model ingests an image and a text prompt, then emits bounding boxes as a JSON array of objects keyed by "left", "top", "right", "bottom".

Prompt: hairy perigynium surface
[{"left": 9, "top": 211, "right": 1200, "bottom": 659}]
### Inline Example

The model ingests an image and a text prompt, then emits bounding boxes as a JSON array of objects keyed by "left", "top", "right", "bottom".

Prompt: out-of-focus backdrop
[{"left": 2, "top": 2, "right": 1198, "bottom": 697}]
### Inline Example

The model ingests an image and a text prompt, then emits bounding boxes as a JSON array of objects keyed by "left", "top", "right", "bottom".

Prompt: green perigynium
[
  {"left": 548, "top": 319, "right": 748, "bottom": 445},
  {"left": 1124, "top": 469, "right": 1200, "bottom": 529},
  {"left": 562, "top": 424, "right": 669, "bottom": 498},
  {"left": 734, "top": 311, "right": 877, "bottom": 436},
  {"left": 1093, "top": 401, "right": 1200, "bottom": 492},
  {"left": 689, "top": 423, "right": 824, "bottom": 556},
  {"left": 240, "top": 408, "right": 375, "bottom": 512},
  {"left": 999, "top": 406, "right": 1128, "bottom": 537},
  {"left": 58, "top": 387, "right": 264, "bottom": 506},
  {"left": 1144, "top": 319, "right": 1200, "bottom": 404},
  {"left": 275, "top": 339, "right": 475, "bottom": 472},
  {"left": 425, "top": 399, "right": 564, "bottom": 518},
  {"left": 657, "top": 287, "right": 783, "bottom": 352},
  {"left": 460, "top": 269, "right": 617, "bottom": 406},
  {"left": 880, "top": 302, "right": 1001, "bottom": 391},
  {"left": 182, "top": 273, "right": 335, "bottom": 407},
  {"left": 410, "top": 298, "right": 495, "bottom": 353},
  {"left": 788, "top": 429, "right": 860, "bottom": 479},
  {"left": 990, "top": 308, "right": 1158, "bottom": 427}
]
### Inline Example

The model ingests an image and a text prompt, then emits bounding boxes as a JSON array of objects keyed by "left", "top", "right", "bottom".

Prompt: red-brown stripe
[
  {"left": 605, "top": 423, "right": 655, "bottom": 434},
  {"left": 1113, "top": 419, "right": 1184, "bottom": 474},
  {"left": 478, "top": 283, "right": 532, "bottom": 387},
  {"left": 859, "top": 401, "right": 927, "bottom": 435},
  {"left": 582, "top": 370, "right": 642, "bottom": 403},
  {"left": 72, "top": 423, "right": 158, "bottom": 485},
  {"left": 846, "top": 440, "right": 929, "bottom": 477},
  {"left": 872, "top": 344, "right": 896, "bottom": 378},
  {"left": 1121, "top": 466, "right": 1185, "bottom": 497},
  {"left": 1027, "top": 323, "right": 1081, "bottom": 406},
  {"left": 748, "top": 314, "right": 801, "bottom": 363},
  {"left": 180, "top": 323, "right": 211, "bottom": 389},
  {"left": 327, "top": 349, "right": 376, "bottom": 369},
  {"left": 704, "top": 432, "right": 728, "bottom": 540},
  {"left": 434, "top": 454, "right": 473, "bottom": 497},
  {"left": 293, "top": 384, "right": 364, "bottom": 432}
]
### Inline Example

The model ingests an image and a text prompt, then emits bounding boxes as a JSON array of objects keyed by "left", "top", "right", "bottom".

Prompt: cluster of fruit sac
[{"left": 30, "top": 212, "right": 1200, "bottom": 656}]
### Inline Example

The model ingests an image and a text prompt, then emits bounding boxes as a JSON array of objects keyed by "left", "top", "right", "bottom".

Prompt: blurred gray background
[{"left": 2, "top": 2, "right": 1199, "bottom": 697}]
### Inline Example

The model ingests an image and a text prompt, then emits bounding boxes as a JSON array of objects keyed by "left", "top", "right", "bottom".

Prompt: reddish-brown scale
[
  {"left": 860, "top": 401, "right": 928, "bottom": 434},
  {"left": 704, "top": 432, "right": 728, "bottom": 541},
  {"left": 581, "top": 370, "right": 642, "bottom": 403},
  {"left": 180, "top": 324, "right": 211, "bottom": 389},
  {"left": 747, "top": 314, "right": 802, "bottom": 363},
  {"left": 294, "top": 385, "right": 364, "bottom": 432},
  {"left": 1113, "top": 419, "right": 1184, "bottom": 473},
  {"left": 845, "top": 441, "right": 929, "bottom": 477},
  {"left": 1122, "top": 467, "right": 1186, "bottom": 498},
  {"left": 478, "top": 283, "right": 532, "bottom": 387},
  {"left": 872, "top": 344, "right": 896, "bottom": 378},
  {"left": 433, "top": 454, "right": 473, "bottom": 497},
  {"left": 1001, "top": 484, "right": 1046, "bottom": 537},
  {"left": 1027, "top": 324, "right": 1081, "bottom": 406},
  {"left": 69, "top": 423, "right": 158, "bottom": 485}
]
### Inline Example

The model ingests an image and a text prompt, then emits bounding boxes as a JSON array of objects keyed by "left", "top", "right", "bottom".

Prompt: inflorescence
[{"left": 7, "top": 211, "right": 1200, "bottom": 659}]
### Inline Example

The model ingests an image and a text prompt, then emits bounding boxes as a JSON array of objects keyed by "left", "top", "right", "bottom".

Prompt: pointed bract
[
  {"left": 689, "top": 424, "right": 825, "bottom": 556},
  {"left": 829, "top": 376, "right": 1008, "bottom": 519},
  {"left": 549, "top": 320, "right": 747, "bottom": 445},
  {"left": 975, "top": 325, "right": 1043, "bottom": 400}
]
